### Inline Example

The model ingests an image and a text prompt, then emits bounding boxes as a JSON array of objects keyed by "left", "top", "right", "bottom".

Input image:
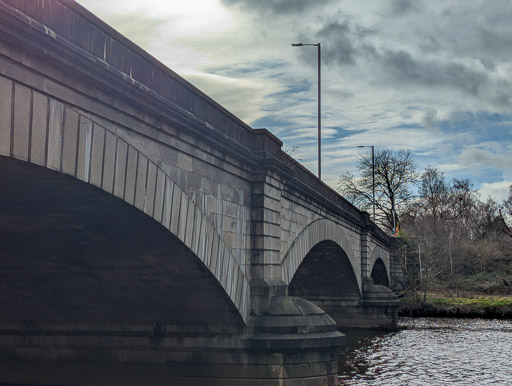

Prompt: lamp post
[
  {"left": 292, "top": 42, "right": 321, "bottom": 180},
  {"left": 357, "top": 145, "right": 375, "bottom": 222}
]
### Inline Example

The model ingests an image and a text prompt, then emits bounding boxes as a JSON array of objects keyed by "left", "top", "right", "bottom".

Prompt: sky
[{"left": 76, "top": 0, "right": 512, "bottom": 202}]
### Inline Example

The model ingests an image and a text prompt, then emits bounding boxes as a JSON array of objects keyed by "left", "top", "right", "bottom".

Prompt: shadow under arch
[
  {"left": 288, "top": 240, "right": 361, "bottom": 305},
  {"left": 369, "top": 245, "right": 391, "bottom": 288},
  {"left": 281, "top": 218, "right": 362, "bottom": 293},
  {"left": 0, "top": 76, "right": 249, "bottom": 324},
  {"left": 0, "top": 157, "right": 245, "bottom": 331},
  {"left": 371, "top": 258, "right": 390, "bottom": 287}
]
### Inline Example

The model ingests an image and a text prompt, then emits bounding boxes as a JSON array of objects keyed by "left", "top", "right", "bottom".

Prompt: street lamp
[
  {"left": 357, "top": 145, "right": 375, "bottom": 222},
  {"left": 292, "top": 42, "right": 321, "bottom": 180}
]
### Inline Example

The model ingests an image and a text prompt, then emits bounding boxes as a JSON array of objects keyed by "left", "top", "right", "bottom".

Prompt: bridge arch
[
  {"left": 369, "top": 245, "right": 391, "bottom": 287},
  {"left": 0, "top": 77, "right": 249, "bottom": 323},
  {"left": 282, "top": 218, "right": 362, "bottom": 294}
]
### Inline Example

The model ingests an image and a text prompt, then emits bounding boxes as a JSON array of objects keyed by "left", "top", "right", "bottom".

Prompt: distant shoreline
[{"left": 398, "top": 294, "right": 512, "bottom": 319}]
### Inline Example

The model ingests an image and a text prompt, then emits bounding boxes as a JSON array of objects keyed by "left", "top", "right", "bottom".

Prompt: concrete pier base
[
  {"left": 313, "top": 285, "right": 399, "bottom": 331},
  {"left": 0, "top": 297, "right": 344, "bottom": 385}
]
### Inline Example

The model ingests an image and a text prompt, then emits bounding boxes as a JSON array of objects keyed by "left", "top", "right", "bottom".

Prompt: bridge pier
[
  {"left": 0, "top": 287, "right": 344, "bottom": 386},
  {"left": 0, "top": 320, "right": 342, "bottom": 386},
  {"left": 315, "top": 280, "right": 399, "bottom": 331}
]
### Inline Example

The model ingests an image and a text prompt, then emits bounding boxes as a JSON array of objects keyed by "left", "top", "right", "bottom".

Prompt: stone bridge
[{"left": 0, "top": 1, "right": 403, "bottom": 385}]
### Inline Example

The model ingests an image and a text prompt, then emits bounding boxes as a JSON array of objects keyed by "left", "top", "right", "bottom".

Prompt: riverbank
[{"left": 398, "top": 293, "right": 512, "bottom": 318}]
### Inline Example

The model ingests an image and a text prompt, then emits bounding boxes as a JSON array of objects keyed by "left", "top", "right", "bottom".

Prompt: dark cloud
[
  {"left": 480, "top": 58, "right": 496, "bottom": 72},
  {"left": 389, "top": 0, "right": 416, "bottom": 15},
  {"left": 294, "top": 17, "right": 371, "bottom": 67},
  {"left": 314, "top": 20, "right": 359, "bottom": 66},
  {"left": 373, "top": 48, "right": 512, "bottom": 110},
  {"left": 220, "top": 0, "right": 333, "bottom": 15},
  {"left": 423, "top": 109, "right": 439, "bottom": 131}
]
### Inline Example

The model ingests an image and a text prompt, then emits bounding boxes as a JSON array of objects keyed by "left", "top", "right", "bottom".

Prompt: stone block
[
  {"left": 152, "top": 168, "right": 166, "bottom": 223},
  {"left": 89, "top": 125, "right": 105, "bottom": 188},
  {"left": 124, "top": 146, "right": 138, "bottom": 205},
  {"left": 61, "top": 108, "right": 79, "bottom": 177},
  {"left": 30, "top": 92, "right": 47, "bottom": 166},
  {"left": 101, "top": 131, "right": 117, "bottom": 193},
  {"left": 186, "top": 172, "right": 202, "bottom": 192},
  {"left": 144, "top": 162, "right": 157, "bottom": 216},
  {"left": 234, "top": 269, "right": 244, "bottom": 309},
  {"left": 113, "top": 139, "right": 127, "bottom": 199},
  {"left": 223, "top": 201, "right": 240, "bottom": 218},
  {"left": 191, "top": 208, "right": 202, "bottom": 255},
  {"left": 263, "top": 263, "right": 282, "bottom": 280},
  {"left": 184, "top": 200, "right": 195, "bottom": 247},
  {"left": 224, "top": 256, "right": 234, "bottom": 295},
  {"left": 169, "top": 184, "right": 182, "bottom": 235},
  {"left": 161, "top": 177, "right": 173, "bottom": 228},
  {"left": 176, "top": 152, "right": 193, "bottom": 172},
  {"left": 12, "top": 83, "right": 30, "bottom": 161},
  {"left": 47, "top": 98, "right": 64, "bottom": 171},
  {"left": 209, "top": 232, "right": 220, "bottom": 275},
  {"left": 221, "top": 185, "right": 234, "bottom": 201},
  {"left": 134, "top": 154, "right": 148, "bottom": 211},
  {"left": 76, "top": 116, "right": 93, "bottom": 182},
  {"left": 0, "top": 76, "right": 12, "bottom": 157},
  {"left": 177, "top": 191, "right": 189, "bottom": 241},
  {"left": 229, "top": 260, "right": 238, "bottom": 301},
  {"left": 251, "top": 222, "right": 281, "bottom": 239},
  {"left": 196, "top": 216, "right": 207, "bottom": 261},
  {"left": 219, "top": 249, "right": 229, "bottom": 290}
]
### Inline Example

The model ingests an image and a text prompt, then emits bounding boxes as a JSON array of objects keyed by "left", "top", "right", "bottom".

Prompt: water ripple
[{"left": 339, "top": 318, "right": 512, "bottom": 385}]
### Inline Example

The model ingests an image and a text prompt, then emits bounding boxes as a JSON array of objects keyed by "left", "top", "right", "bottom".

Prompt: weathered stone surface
[{"left": 0, "top": 1, "right": 403, "bottom": 383}]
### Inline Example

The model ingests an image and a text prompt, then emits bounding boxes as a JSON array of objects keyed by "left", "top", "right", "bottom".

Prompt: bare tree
[
  {"left": 502, "top": 185, "right": 512, "bottom": 237},
  {"left": 338, "top": 149, "right": 418, "bottom": 231}
]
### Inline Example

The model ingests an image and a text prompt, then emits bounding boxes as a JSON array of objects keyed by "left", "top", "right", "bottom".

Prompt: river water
[{"left": 338, "top": 317, "right": 512, "bottom": 385}]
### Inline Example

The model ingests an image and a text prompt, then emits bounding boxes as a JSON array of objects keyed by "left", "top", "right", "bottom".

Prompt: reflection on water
[{"left": 339, "top": 318, "right": 512, "bottom": 385}]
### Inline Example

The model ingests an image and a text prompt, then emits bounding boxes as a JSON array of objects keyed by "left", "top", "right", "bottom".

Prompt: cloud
[
  {"left": 94, "top": 12, "right": 167, "bottom": 51},
  {"left": 389, "top": 0, "right": 417, "bottom": 15},
  {"left": 220, "top": 0, "right": 333, "bottom": 15},
  {"left": 460, "top": 146, "right": 512, "bottom": 176},
  {"left": 423, "top": 109, "right": 440, "bottom": 131},
  {"left": 314, "top": 20, "right": 360, "bottom": 66},
  {"left": 367, "top": 48, "right": 512, "bottom": 110},
  {"left": 183, "top": 71, "right": 281, "bottom": 124},
  {"left": 479, "top": 180, "right": 512, "bottom": 202}
]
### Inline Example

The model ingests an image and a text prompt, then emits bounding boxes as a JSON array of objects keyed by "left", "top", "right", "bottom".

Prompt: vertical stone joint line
[
  {"left": 151, "top": 163, "right": 158, "bottom": 217},
  {"left": 85, "top": 123, "right": 93, "bottom": 183},
  {"left": 111, "top": 137, "right": 119, "bottom": 195},
  {"left": 9, "top": 81, "right": 14, "bottom": 156},
  {"left": 44, "top": 96, "right": 50, "bottom": 168},
  {"left": 122, "top": 143, "right": 129, "bottom": 200},
  {"left": 143, "top": 158, "right": 149, "bottom": 210},
  {"left": 133, "top": 151, "right": 140, "bottom": 205}
]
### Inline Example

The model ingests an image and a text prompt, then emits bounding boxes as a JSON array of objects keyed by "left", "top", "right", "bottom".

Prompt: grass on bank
[
  {"left": 429, "top": 295, "right": 512, "bottom": 308},
  {"left": 401, "top": 293, "right": 512, "bottom": 307},
  {"left": 399, "top": 293, "right": 512, "bottom": 318}
]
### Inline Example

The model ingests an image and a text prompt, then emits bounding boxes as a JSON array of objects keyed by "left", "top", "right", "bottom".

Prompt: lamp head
[{"left": 291, "top": 43, "right": 303, "bottom": 47}]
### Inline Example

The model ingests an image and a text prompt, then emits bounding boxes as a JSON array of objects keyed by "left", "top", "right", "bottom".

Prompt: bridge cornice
[{"left": 0, "top": 0, "right": 264, "bottom": 170}]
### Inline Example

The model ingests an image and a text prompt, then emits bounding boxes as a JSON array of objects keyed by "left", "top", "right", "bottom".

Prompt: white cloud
[{"left": 479, "top": 180, "right": 512, "bottom": 202}]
